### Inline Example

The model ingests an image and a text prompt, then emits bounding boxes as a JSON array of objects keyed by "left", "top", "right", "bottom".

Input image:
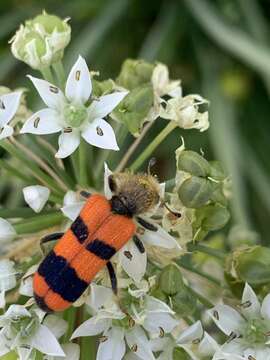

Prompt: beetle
[{"left": 33, "top": 172, "right": 165, "bottom": 312}]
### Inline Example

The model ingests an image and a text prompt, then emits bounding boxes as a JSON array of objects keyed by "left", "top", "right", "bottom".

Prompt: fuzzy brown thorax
[{"left": 109, "top": 173, "right": 160, "bottom": 216}]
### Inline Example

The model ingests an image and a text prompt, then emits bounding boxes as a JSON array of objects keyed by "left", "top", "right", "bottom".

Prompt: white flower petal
[
  {"left": 104, "top": 163, "right": 113, "bottom": 200},
  {"left": 0, "top": 125, "right": 14, "bottom": 139},
  {"left": 208, "top": 305, "right": 245, "bottom": 336},
  {"left": 4, "top": 304, "right": 31, "bottom": 318},
  {"left": 28, "top": 75, "right": 65, "bottom": 109},
  {"left": 89, "top": 283, "right": 115, "bottom": 311},
  {"left": 17, "top": 346, "right": 33, "bottom": 360},
  {"left": 261, "top": 294, "right": 270, "bottom": 320},
  {"left": 125, "top": 326, "right": 155, "bottom": 360},
  {"left": 55, "top": 130, "right": 80, "bottom": 158},
  {"left": 88, "top": 92, "right": 128, "bottom": 119},
  {"left": 145, "top": 296, "right": 174, "bottom": 314},
  {"left": 61, "top": 203, "right": 84, "bottom": 221},
  {"left": 71, "top": 316, "right": 109, "bottom": 339},
  {"left": 97, "top": 327, "right": 126, "bottom": 360},
  {"left": 124, "top": 353, "right": 142, "bottom": 360},
  {"left": 177, "top": 321, "right": 203, "bottom": 344},
  {"left": 143, "top": 312, "right": 178, "bottom": 335},
  {"left": 30, "top": 324, "right": 65, "bottom": 357},
  {"left": 241, "top": 283, "right": 260, "bottom": 319},
  {"left": 56, "top": 343, "right": 80, "bottom": 360},
  {"left": 119, "top": 241, "right": 147, "bottom": 282},
  {"left": 19, "top": 275, "right": 33, "bottom": 297},
  {"left": 0, "top": 259, "right": 17, "bottom": 292},
  {"left": 213, "top": 340, "right": 244, "bottom": 360},
  {"left": 65, "top": 56, "right": 92, "bottom": 104},
  {"left": 198, "top": 332, "right": 219, "bottom": 357},
  {"left": 43, "top": 315, "right": 68, "bottom": 339},
  {"left": 0, "top": 218, "right": 16, "bottom": 242},
  {"left": 243, "top": 346, "right": 270, "bottom": 360},
  {"left": 23, "top": 185, "right": 50, "bottom": 213},
  {"left": 21, "top": 109, "right": 62, "bottom": 135},
  {"left": 139, "top": 219, "right": 181, "bottom": 250},
  {"left": 0, "top": 291, "right": 5, "bottom": 308},
  {"left": 0, "top": 91, "right": 22, "bottom": 127},
  {"left": 82, "top": 118, "right": 119, "bottom": 150}
]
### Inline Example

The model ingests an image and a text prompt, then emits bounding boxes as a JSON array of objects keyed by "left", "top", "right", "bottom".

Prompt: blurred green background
[{"left": 1, "top": 0, "right": 270, "bottom": 241}]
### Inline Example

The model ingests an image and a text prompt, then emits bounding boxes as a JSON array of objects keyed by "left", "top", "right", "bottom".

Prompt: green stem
[
  {"left": 81, "top": 307, "right": 96, "bottom": 360},
  {"left": 0, "top": 140, "right": 64, "bottom": 197},
  {"left": 13, "top": 212, "right": 64, "bottom": 234},
  {"left": 187, "top": 243, "right": 226, "bottom": 260},
  {"left": 130, "top": 121, "right": 177, "bottom": 171},
  {"left": 52, "top": 60, "right": 66, "bottom": 90},
  {"left": 63, "top": 307, "right": 77, "bottom": 343},
  {"left": 0, "top": 159, "right": 32, "bottom": 183},
  {"left": 0, "top": 208, "right": 56, "bottom": 218},
  {"left": 40, "top": 66, "right": 54, "bottom": 83},
  {"left": 79, "top": 140, "right": 89, "bottom": 188}
]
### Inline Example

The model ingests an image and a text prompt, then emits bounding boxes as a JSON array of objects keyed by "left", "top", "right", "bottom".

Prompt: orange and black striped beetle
[{"left": 33, "top": 172, "right": 167, "bottom": 312}]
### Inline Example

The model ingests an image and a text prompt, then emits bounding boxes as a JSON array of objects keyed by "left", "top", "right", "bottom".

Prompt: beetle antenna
[
  {"left": 162, "top": 201, "right": 182, "bottom": 218},
  {"left": 148, "top": 157, "right": 156, "bottom": 175}
]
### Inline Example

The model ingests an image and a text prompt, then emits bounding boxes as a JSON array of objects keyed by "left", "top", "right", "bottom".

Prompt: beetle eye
[{"left": 108, "top": 175, "right": 116, "bottom": 192}]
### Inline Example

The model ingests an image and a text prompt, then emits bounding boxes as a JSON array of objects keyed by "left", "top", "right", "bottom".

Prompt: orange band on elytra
[
  {"left": 33, "top": 273, "right": 49, "bottom": 297},
  {"left": 45, "top": 290, "right": 71, "bottom": 312}
]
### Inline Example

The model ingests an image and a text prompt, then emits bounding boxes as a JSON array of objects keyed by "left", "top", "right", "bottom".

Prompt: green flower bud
[
  {"left": 209, "top": 182, "right": 227, "bottom": 206},
  {"left": 229, "top": 246, "right": 270, "bottom": 285},
  {"left": 112, "top": 85, "right": 153, "bottom": 136},
  {"left": 117, "top": 59, "right": 155, "bottom": 90},
  {"left": 178, "top": 176, "right": 213, "bottom": 208},
  {"left": 195, "top": 204, "right": 230, "bottom": 231},
  {"left": 92, "top": 79, "right": 115, "bottom": 97},
  {"left": 159, "top": 264, "right": 184, "bottom": 296},
  {"left": 173, "top": 347, "right": 190, "bottom": 360},
  {"left": 150, "top": 287, "right": 168, "bottom": 303},
  {"left": 10, "top": 11, "right": 71, "bottom": 70},
  {"left": 171, "top": 286, "right": 197, "bottom": 316},
  {"left": 209, "top": 161, "right": 226, "bottom": 181},
  {"left": 177, "top": 150, "right": 211, "bottom": 177}
]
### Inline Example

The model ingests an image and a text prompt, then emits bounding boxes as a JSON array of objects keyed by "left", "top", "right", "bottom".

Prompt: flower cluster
[{"left": 0, "top": 10, "right": 263, "bottom": 360}]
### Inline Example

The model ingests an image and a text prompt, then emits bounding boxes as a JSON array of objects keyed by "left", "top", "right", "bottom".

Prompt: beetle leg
[
  {"left": 136, "top": 216, "right": 158, "bottom": 232},
  {"left": 41, "top": 232, "right": 64, "bottom": 244},
  {"left": 106, "top": 261, "right": 118, "bottom": 295},
  {"left": 80, "top": 190, "right": 91, "bottom": 199},
  {"left": 133, "top": 235, "right": 145, "bottom": 254}
]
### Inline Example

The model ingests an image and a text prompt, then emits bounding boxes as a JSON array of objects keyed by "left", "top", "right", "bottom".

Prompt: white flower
[
  {"left": 0, "top": 217, "right": 16, "bottom": 246},
  {"left": 19, "top": 264, "right": 38, "bottom": 297},
  {"left": 160, "top": 94, "right": 209, "bottom": 132},
  {"left": 61, "top": 164, "right": 181, "bottom": 282},
  {"left": 23, "top": 185, "right": 50, "bottom": 213},
  {"left": 151, "top": 321, "right": 218, "bottom": 360},
  {"left": 209, "top": 283, "right": 270, "bottom": 359},
  {"left": 72, "top": 284, "right": 177, "bottom": 360},
  {"left": 45, "top": 343, "right": 80, "bottom": 360},
  {"left": 21, "top": 55, "right": 128, "bottom": 158},
  {"left": 0, "top": 305, "right": 66, "bottom": 359},
  {"left": 0, "top": 259, "right": 17, "bottom": 308},
  {"left": 61, "top": 190, "right": 84, "bottom": 221},
  {"left": 0, "top": 91, "right": 22, "bottom": 139},
  {"left": 151, "top": 63, "right": 182, "bottom": 98}
]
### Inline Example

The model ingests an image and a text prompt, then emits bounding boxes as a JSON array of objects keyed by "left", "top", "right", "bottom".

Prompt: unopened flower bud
[
  {"left": 178, "top": 176, "right": 213, "bottom": 208},
  {"left": 208, "top": 161, "right": 226, "bottom": 181},
  {"left": 171, "top": 286, "right": 197, "bottom": 316},
  {"left": 112, "top": 85, "right": 153, "bottom": 136},
  {"left": 159, "top": 264, "right": 184, "bottom": 296},
  {"left": 177, "top": 150, "right": 211, "bottom": 177},
  {"left": 195, "top": 204, "right": 230, "bottom": 231},
  {"left": 228, "top": 246, "right": 270, "bottom": 285},
  {"left": 10, "top": 11, "right": 71, "bottom": 70},
  {"left": 117, "top": 59, "right": 154, "bottom": 90}
]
